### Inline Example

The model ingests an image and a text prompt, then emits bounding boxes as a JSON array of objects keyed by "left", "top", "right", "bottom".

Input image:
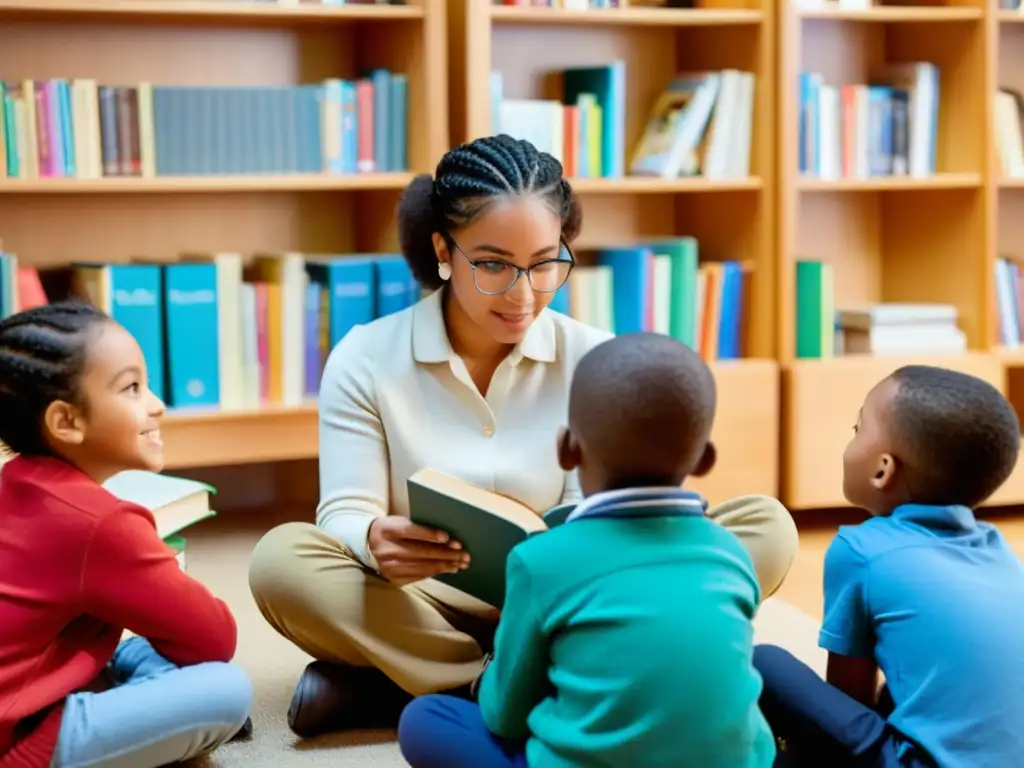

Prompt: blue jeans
[
  {"left": 399, "top": 695, "right": 527, "bottom": 768},
  {"left": 51, "top": 636, "right": 252, "bottom": 768},
  {"left": 753, "top": 645, "right": 935, "bottom": 768}
]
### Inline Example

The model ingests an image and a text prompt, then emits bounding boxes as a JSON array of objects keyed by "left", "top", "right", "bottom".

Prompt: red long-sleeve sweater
[{"left": 0, "top": 455, "right": 238, "bottom": 766}]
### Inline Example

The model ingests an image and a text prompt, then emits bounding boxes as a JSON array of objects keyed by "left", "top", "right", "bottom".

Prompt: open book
[
  {"left": 407, "top": 468, "right": 575, "bottom": 609},
  {"left": 103, "top": 470, "right": 216, "bottom": 541}
]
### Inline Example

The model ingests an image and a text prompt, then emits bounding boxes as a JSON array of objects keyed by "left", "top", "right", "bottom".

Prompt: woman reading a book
[{"left": 247, "top": 134, "right": 800, "bottom": 738}]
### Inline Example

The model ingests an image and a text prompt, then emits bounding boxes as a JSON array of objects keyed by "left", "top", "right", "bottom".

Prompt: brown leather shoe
[
  {"left": 287, "top": 661, "right": 412, "bottom": 737},
  {"left": 288, "top": 661, "right": 359, "bottom": 737}
]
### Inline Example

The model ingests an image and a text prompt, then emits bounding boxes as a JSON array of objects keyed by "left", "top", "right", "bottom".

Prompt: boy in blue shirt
[
  {"left": 754, "top": 365, "right": 1024, "bottom": 768},
  {"left": 397, "top": 332, "right": 776, "bottom": 768}
]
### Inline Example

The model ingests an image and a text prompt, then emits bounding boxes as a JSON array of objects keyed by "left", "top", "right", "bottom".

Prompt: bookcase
[
  {"left": 778, "top": 0, "right": 1024, "bottom": 510},
  {"left": 448, "top": 0, "right": 781, "bottom": 505},
  {"left": 0, "top": 0, "right": 448, "bottom": 472}
]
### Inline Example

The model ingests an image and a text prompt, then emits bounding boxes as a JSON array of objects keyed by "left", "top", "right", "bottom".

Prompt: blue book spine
[
  {"left": 59, "top": 80, "right": 75, "bottom": 177},
  {"left": 340, "top": 81, "right": 358, "bottom": 174},
  {"left": 369, "top": 69, "right": 391, "bottom": 173},
  {"left": 596, "top": 247, "right": 649, "bottom": 335},
  {"left": 389, "top": 74, "right": 407, "bottom": 172},
  {"left": 374, "top": 256, "right": 414, "bottom": 317},
  {"left": 306, "top": 259, "right": 376, "bottom": 347},
  {"left": 109, "top": 265, "right": 166, "bottom": 401},
  {"left": 547, "top": 282, "right": 571, "bottom": 315},
  {"left": 716, "top": 261, "right": 743, "bottom": 360},
  {"left": 163, "top": 263, "right": 220, "bottom": 408},
  {"left": 304, "top": 282, "right": 322, "bottom": 397}
]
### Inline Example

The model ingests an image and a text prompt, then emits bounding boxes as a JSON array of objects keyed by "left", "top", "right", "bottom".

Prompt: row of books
[
  {"left": 491, "top": 64, "right": 626, "bottom": 179},
  {"left": 798, "top": 63, "right": 939, "bottom": 179},
  {"left": 795, "top": 260, "right": 965, "bottom": 358},
  {"left": 0, "top": 71, "right": 408, "bottom": 180},
  {"left": 557, "top": 239, "right": 752, "bottom": 362},
  {"left": 630, "top": 69, "right": 755, "bottom": 180},
  {"left": 0, "top": 251, "right": 422, "bottom": 412},
  {"left": 996, "top": 255, "right": 1024, "bottom": 347},
  {"left": 491, "top": 64, "right": 753, "bottom": 181}
]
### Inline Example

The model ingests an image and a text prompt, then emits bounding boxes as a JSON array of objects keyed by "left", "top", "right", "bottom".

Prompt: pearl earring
[{"left": 437, "top": 262, "right": 452, "bottom": 281}]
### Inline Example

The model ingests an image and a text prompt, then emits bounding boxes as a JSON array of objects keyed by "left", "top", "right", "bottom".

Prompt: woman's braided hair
[
  {"left": 0, "top": 301, "right": 107, "bottom": 456},
  {"left": 397, "top": 134, "right": 582, "bottom": 290}
]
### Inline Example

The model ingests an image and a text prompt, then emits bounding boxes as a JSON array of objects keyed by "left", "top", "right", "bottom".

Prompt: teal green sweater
[{"left": 476, "top": 508, "right": 775, "bottom": 768}]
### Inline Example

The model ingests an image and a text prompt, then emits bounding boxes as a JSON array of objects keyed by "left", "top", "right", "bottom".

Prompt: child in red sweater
[{"left": 0, "top": 302, "right": 252, "bottom": 768}]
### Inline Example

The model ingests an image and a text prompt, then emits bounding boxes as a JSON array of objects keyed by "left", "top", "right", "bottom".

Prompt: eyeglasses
[{"left": 448, "top": 237, "right": 575, "bottom": 296}]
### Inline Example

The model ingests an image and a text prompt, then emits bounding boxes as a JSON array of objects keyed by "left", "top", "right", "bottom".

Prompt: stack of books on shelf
[
  {"left": 0, "top": 72, "right": 407, "bottom": 179},
  {"left": 996, "top": 255, "right": 1024, "bottom": 347},
  {"left": 551, "top": 237, "right": 753, "bottom": 361},
  {"left": 0, "top": 250, "right": 421, "bottom": 413},
  {"left": 797, "top": 63, "right": 939, "bottom": 179},
  {"left": 995, "top": 89, "right": 1024, "bottom": 179},
  {"left": 795, "top": 260, "right": 965, "bottom": 358},
  {"left": 492, "top": 65, "right": 754, "bottom": 180}
]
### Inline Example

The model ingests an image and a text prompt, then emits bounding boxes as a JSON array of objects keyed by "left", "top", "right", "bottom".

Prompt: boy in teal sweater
[{"left": 397, "top": 332, "right": 776, "bottom": 768}]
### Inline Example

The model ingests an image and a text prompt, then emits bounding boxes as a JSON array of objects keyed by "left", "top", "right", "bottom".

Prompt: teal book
[{"left": 408, "top": 468, "right": 574, "bottom": 609}]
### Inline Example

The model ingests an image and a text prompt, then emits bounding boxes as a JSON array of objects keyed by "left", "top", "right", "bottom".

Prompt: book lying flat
[
  {"left": 103, "top": 470, "right": 216, "bottom": 540},
  {"left": 407, "top": 468, "right": 574, "bottom": 609}
]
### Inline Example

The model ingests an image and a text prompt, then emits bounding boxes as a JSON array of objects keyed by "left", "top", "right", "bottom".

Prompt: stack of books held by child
[
  {"left": 408, "top": 468, "right": 574, "bottom": 609},
  {"left": 102, "top": 470, "right": 216, "bottom": 573}
]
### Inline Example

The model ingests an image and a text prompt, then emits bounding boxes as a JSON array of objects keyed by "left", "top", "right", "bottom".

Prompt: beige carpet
[{"left": 182, "top": 510, "right": 825, "bottom": 768}]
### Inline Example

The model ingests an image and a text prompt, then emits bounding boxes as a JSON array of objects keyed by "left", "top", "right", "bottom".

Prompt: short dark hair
[
  {"left": 888, "top": 365, "right": 1021, "bottom": 508},
  {"left": 397, "top": 134, "right": 582, "bottom": 291},
  {"left": 0, "top": 301, "right": 108, "bottom": 457},
  {"left": 568, "top": 333, "right": 717, "bottom": 488}
]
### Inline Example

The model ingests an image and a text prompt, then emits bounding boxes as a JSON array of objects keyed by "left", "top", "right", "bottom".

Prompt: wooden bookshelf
[
  {"left": 0, "top": 0, "right": 447, "bottom": 472},
  {"left": 776, "top": 0, "right": 1024, "bottom": 510},
  {"left": 448, "top": 0, "right": 780, "bottom": 499}
]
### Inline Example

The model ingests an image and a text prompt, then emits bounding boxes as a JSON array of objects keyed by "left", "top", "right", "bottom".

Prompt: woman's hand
[{"left": 368, "top": 516, "right": 470, "bottom": 586}]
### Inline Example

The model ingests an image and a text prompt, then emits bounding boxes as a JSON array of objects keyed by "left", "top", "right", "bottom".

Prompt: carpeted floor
[{"left": 182, "top": 510, "right": 826, "bottom": 768}]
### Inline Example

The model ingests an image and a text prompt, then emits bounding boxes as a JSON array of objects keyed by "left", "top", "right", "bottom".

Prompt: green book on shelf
[
  {"left": 102, "top": 470, "right": 216, "bottom": 540},
  {"left": 407, "top": 468, "right": 574, "bottom": 609},
  {"left": 795, "top": 260, "right": 835, "bottom": 359}
]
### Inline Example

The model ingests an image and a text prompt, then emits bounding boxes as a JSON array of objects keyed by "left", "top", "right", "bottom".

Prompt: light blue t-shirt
[{"left": 820, "top": 503, "right": 1024, "bottom": 768}]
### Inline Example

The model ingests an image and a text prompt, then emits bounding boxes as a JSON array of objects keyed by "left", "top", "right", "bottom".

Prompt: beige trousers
[{"left": 248, "top": 494, "right": 799, "bottom": 697}]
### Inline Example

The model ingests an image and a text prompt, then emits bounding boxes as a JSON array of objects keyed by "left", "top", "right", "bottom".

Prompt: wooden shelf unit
[
  {"left": 776, "top": 0, "right": 1024, "bottom": 510},
  {"left": 0, "top": 0, "right": 447, "bottom": 468},
  {"left": 448, "top": 0, "right": 780, "bottom": 499}
]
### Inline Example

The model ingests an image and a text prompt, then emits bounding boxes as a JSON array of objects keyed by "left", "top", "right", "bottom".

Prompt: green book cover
[
  {"left": 795, "top": 260, "right": 831, "bottom": 358},
  {"left": 646, "top": 237, "right": 699, "bottom": 347},
  {"left": 407, "top": 469, "right": 571, "bottom": 609}
]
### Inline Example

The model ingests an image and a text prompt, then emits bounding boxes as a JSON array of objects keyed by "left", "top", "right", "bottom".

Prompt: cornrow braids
[
  {"left": 397, "top": 134, "right": 582, "bottom": 290},
  {"left": 0, "top": 301, "right": 108, "bottom": 457}
]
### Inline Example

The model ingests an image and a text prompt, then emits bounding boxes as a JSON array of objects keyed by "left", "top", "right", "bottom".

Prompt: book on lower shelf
[
  {"left": 798, "top": 63, "right": 939, "bottom": 180},
  {"left": 795, "top": 260, "right": 966, "bottom": 358},
  {"left": 550, "top": 238, "right": 754, "bottom": 362},
  {"left": 407, "top": 468, "right": 575, "bottom": 609},
  {"left": 0, "top": 72, "right": 407, "bottom": 180},
  {"left": 491, "top": 64, "right": 755, "bottom": 180},
  {"left": 0, "top": 249, "right": 421, "bottom": 412}
]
